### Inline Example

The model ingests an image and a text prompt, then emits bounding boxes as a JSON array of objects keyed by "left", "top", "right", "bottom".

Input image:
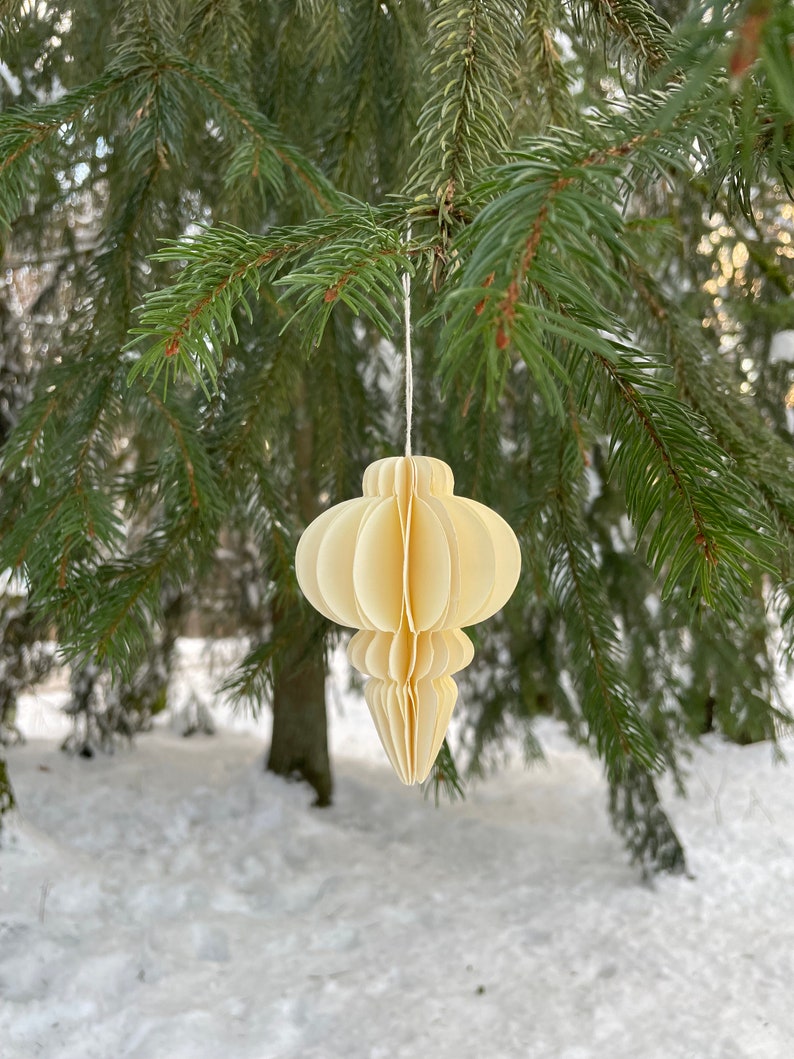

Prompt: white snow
[
  {"left": 769, "top": 331, "right": 794, "bottom": 365},
  {"left": 2, "top": 644, "right": 794, "bottom": 1059},
  {"left": 0, "top": 60, "right": 22, "bottom": 97}
]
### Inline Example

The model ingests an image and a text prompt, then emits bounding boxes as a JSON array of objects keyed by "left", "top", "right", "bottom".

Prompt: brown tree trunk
[
  {"left": 268, "top": 600, "right": 332, "bottom": 806},
  {"left": 266, "top": 392, "right": 332, "bottom": 806},
  {"left": 0, "top": 756, "right": 15, "bottom": 826}
]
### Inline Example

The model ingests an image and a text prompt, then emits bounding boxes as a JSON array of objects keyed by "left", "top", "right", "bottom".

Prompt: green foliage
[
  {"left": 426, "top": 738, "right": 465, "bottom": 805},
  {"left": 660, "top": 1, "right": 794, "bottom": 213},
  {"left": 0, "top": 54, "right": 336, "bottom": 234},
  {"left": 128, "top": 208, "right": 412, "bottom": 389},
  {"left": 513, "top": 0, "right": 577, "bottom": 132},
  {"left": 609, "top": 760, "right": 687, "bottom": 878},
  {"left": 545, "top": 432, "right": 662, "bottom": 773},
  {"left": 2, "top": 0, "right": 794, "bottom": 868},
  {"left": 0, "top": 757, "right": 14, "bottom": 824},
  {"left": 408, "top": 0, "right": 521, "bottom": 204},
  {"left": 569, "top": 0, "right": 672, "bottom": 79}
]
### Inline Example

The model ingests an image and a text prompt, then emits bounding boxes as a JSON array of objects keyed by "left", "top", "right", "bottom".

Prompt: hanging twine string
[{"left": 402, "top": 225, "right": 413, "bottom": 457}]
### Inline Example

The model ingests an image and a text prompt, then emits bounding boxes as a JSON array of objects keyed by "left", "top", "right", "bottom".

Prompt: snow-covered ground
[{"left": 2, "top": 642, "right": 794, "bottom": 1059}]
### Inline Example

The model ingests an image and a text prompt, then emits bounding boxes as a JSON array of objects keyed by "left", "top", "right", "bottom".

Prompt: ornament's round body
[{"left": 295, "top": 455, "right": 521, "bottom": 783}]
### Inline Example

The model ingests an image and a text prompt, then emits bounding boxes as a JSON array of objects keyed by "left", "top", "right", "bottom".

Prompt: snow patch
[{"left": 2, "top": 663, "right": 794, "bottom": 1057}]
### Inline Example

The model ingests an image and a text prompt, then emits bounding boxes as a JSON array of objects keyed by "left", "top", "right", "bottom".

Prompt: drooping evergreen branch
[
  {"left": 427, "top": 739, "right": 465, "bottom": 803},
  {"left": 182, "top": 0, "right": 253, "bottom": 79},
  {"left": 128, "top": 224, "right": 332, "bottom": 386},
  {"left": 436, "top": 99, "right": 771, "bottom": 610},
  {"left": 213, "top": 345, "right": 293, "bottom": 475},
  {"left": 130, "top": 383, "right": 226, "bottom": 529},
  {"left": 628, "top": 259, "right": 794, "bottom": 553},
  {"left": 157, "top": 55, "right": 339, "bottom": 212},
  {"left": 0, "top": 389, "right": 61, "bottom": 481},
  {"left": 141, "top": 391, "right": 201, "bottom": 511},
  {"left": 408, "top": 0, "right": 521, "bottom": 215},
  {"left": 608, "top": 759, "right": 686, "bottom": 877},
  {"left": 623, "top": 252, "right": 794, "bottom": 662},
  {"left": 514, "top": 0, "right": 576, "bottom": 132},
  {"left": 0, "top": 52, "right": 338, "bottom": 230},
  {"left": 223, "top": 636, "right": 282, "bottom": 706},
  {"left": 584, "top": 344, "right": 770, "bottom": 610},
  {"left": 55, "top": 384, "right": 226, "bottom": 667},
  {"left": 435, "top": 109, "right": 694, "bottom": 405},
  {"left": 277, "top": 227, "right": 413, "bottom": 347},
  {"left": 567, "top": 0, "right": 672, "bottom": 77},
  {"left": 129, "top": 208, "right": 413, "bottom": 386},
  {"left": 0, "top": 69, "right": 131, "bottom": 227},
  {"left": 0, "top": 0, "right": 21, "bottom": 29},
  {"left": 0, "top": 48, "right": 230, "bottom": 648},
  {"left": 1, "top": 155, "right": 168, "bottom": 593},
  {"left": 546, "top": 431, "right": 661, "bottom": 771},
  {"left": 325, "top": 1, "right": 383, "bottom": 193},
  {"left": 641, "top": 1, "right": 794, "bottom": 212},
  {"left": 60, "top": 519, "right": 194, "bottom": 667},
  {"left": 1, "top": 456, "right": 124, "bottom": 597}
]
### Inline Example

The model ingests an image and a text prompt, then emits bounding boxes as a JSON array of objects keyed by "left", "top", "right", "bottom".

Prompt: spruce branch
[
  {"left": 437, "top": 102, "right": 772, "bottom": 610},
  {"left": 0, "top": 53, "right": 337, "bottom": 231},
  {"left": 0, "top": 70, "right": 131, "bottom": 227},
  {"left": 141, "top": 390, "right": 201, "bottom": 511},
  {"left": 58, "top": 409, "right": 225, "bottom": 668},
  {"left": 608, "top": 759, "right": 687, "bottom": 877},
  {"left": 214, "top": 345, "right": 294, "bottom": 476},
  {"left": 129, "top": 208, "right": 413, "bottom": 387},
  {"left": 434, "top": 116, "right": 682, "bottom": 407},
  {"left": 0, "top": 0, "right": 21, "bottom": 31},
  {"left": 427, "top": 739, "right": 465, "bottom": 803},
  {"left": 514, "top": 0, "right": 577, "bottom": 131},
  {"left": 408, "top": 0, "right": 521, "bottom": 216},
  {"left": 324, "top": 1, "right": 384, "bottom": 194},
  {"left": 62, "top": 525, "right": 190, "bottom": 668},
  {"left": 222, "top": 637, "right": 281, "bottom": 707},
  {"left": 182, "top": 0, "right": 253, "bottom": 79},
  {"left": 2, "top": 0, "right": 792, "bottom": 869},
  {"left": 634, "top": 0, "right": 794, "bottom": 212},
  {"left": 156, "top": 55, "right": 339, "bottom": 212},
  {"left": 584, "top": 341, "right": 771, "bottom": 611},
  {"left": 277, "top": 227, "right": 413, "bottom": 347},
  {"left": 1, "top": 153, "right": 167, "bottom": 594},
  {"left": 0, "top": 43, "right": 232, "bottom": 655},
  {"left": 568, "top": 0, "right": 672, "bottom": 77},
  {"left": 547, "top": 432, "right": 661, "bottom": 771},
  {"left": 128, "top": 224, "right": 330, "bottom": 388},
  {"left": 626, "top": 259, "right": 794, "bottom": 574}
]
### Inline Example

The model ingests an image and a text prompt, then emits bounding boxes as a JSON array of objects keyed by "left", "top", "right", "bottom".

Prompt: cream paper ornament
[
  {"left": 295, "top": 454, "right": 521, "bottom": 783},
  {"left": 295, "top": 232, "right": 520, "bottom": 783}
]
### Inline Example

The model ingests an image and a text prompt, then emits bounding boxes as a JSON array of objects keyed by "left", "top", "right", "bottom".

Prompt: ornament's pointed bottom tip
[
  {"left": 398, "top": 767, "right": 433, "bottom": 786},
  {"left": 394, "top": 769, "right": 424, "bottom": 786}
]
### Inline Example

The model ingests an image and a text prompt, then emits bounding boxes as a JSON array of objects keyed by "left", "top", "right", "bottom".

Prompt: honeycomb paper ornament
[{"left": 295, "top": 455, "right": 521, "bottom": 783}]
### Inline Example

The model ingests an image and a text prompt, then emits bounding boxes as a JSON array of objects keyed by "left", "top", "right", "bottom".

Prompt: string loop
[{"left": 402, "top": 226, "right": 413, "bottom": 457}]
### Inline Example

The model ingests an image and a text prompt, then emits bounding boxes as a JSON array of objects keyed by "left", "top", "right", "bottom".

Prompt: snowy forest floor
[{"left": 1, "top": 642, "right": 794, "bottom": 1059}]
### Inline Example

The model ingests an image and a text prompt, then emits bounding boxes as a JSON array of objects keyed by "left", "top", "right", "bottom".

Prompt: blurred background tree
[{"left": 1, "top": 0, "right": 793, "bottom": 874}]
